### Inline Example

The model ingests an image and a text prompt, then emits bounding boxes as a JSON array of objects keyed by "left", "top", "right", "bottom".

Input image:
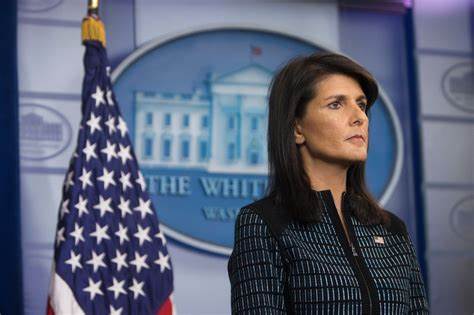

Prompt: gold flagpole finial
[{"left": 87, "top": 0, "right": 100, "bottom": 16}]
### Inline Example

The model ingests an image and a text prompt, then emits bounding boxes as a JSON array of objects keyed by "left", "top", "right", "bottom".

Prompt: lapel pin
[{"left": 374, "top": 236, "right": 385, "bottom": 244}]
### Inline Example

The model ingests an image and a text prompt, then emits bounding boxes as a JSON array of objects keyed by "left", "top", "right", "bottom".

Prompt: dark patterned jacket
[{"left": 227, "top": 189, "right": 429, "bottom": 314}]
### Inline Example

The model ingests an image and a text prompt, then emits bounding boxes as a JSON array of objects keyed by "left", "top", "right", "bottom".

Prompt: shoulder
[
  {"left": 382, "top": 209, "right": 409, "bottom": 239},
  {"left": 237, "top": 194, "right": 291, "bottom": 238}
]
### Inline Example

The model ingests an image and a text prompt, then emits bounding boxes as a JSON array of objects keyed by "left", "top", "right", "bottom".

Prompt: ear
[{"left": 294, "top": 120, "right": 305, "bottom": 145}]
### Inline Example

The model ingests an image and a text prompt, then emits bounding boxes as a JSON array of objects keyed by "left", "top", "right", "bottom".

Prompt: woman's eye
[
  {"left": 359, "top": 103, "right": 368, "bottom": 111},
  {"left": 328, "top": 102, "right": 341, "bottom": 109}
]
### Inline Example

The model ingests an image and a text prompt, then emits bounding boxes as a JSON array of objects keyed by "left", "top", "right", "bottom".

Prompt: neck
[{"left": 302, "top": 155, "right": 349, "bottom": 211}]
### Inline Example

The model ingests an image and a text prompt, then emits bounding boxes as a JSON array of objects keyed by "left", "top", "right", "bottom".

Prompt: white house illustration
[
  {"left": 134, "top": 63, "right": 272, "bottom": 174},
  {"left": 20, "top": 112, "right": 63, "bottom": 142}
]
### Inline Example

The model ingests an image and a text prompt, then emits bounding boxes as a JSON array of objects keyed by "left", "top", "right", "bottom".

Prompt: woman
[{"left": 227, "top": 52, "right": 429, "bottom": 314}]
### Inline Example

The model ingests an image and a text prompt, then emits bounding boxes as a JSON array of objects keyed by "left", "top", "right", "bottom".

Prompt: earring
[{"left": 295, "top": 135, "right": 304, "bottom": 144}]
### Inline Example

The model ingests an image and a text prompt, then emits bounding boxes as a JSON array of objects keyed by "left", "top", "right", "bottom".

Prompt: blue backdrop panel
[{"left": 0, "top": 0, "right": 23, "bottom": 315}]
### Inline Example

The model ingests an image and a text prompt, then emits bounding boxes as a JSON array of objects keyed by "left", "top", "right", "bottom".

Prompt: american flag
[{"left": 46, "top": 35, "right": 174, "bottom": 314}]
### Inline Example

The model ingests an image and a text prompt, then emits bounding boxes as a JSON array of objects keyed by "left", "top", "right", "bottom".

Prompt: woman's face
[{"left": 294, "top": 73, "right": 369, "bottom": 165}]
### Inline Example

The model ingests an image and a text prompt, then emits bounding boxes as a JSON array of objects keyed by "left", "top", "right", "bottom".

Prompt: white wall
[{"left": 413, "top": 0, "right": 474, "bottom": 313}]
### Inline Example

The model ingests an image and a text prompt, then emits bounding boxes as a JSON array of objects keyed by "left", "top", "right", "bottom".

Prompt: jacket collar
[{"left": 312, "top": 189, "right": 351, "bottom": 215}]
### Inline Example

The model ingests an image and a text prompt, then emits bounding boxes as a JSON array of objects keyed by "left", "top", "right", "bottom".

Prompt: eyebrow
[{"left": 324, "top": 94, "right": 367, "bottom": 102}]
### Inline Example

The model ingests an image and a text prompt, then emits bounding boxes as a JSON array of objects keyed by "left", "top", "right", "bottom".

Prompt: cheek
[{"left": 304, "top": 119, "right": 345, "bottom": 152}]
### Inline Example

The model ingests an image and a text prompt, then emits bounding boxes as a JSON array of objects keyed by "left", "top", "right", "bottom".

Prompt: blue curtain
[{"left": 0, "top": 0, "right": 23, "bottom": 314}]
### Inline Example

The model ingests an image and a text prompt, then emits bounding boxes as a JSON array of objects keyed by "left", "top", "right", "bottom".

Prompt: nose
[{"left": 350, "top": 102, "right": 368, "bottom": 126}]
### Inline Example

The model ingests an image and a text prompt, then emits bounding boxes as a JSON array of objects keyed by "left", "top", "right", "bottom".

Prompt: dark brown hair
[{"left": 267, "top": 52, "right": 390, "bottom": 226}]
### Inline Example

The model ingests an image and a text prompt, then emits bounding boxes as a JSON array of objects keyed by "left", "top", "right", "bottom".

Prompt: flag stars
[
  {"left": 70, "top": 223, "right": 85, "bottom": 245},
  {"left": 134, "top": 198, "right": 153, "bottom": 219},
  {"left": 115, "top": 223, "right": 129, "bottom": 245},
  {"left": 74, "top": 195, "right": 89, "bottom": 218},
  {"left": 90, "top": 223, "right": 111, "bottom": 245},
  {"left": 136, "top": 171, "right": 146, "bottom": 191},
  {"left": 117, "top": 116, "right": 128, "bottom": 137},
  {"left": 65, "top": 250, "right": 82, "bottom": 273},
  {"left": 83, "top": 278, "right": 103, "bottom": 301},
  {"left": 105, "top": 115, "right": 116, "bottom": 135},
  {"left": 134, "top": 224, "right": 152, "bottom": 246},
  {"left": 117, "top": 144, "right": 132, "bottom": 165},
  {"left": 91, "top": 85, "right": 106, "bottom": 107},
  {"left": 56, "top": 227, "right": 65, "bottom": 247},
  {"left": 79, "top": 168, "right": 93, "bottom": 190},
  {"left": 154, "top": 251, "right": 171, "bottom": 273},
  {"left": 117, "top": 196, "right": 132, "bottom": 218},
  {"left": 64, "top": 171, "right": 74, "bottom": 191},
  {"left": 101, "top": 140, "right": 117, "bottom": 162},
  {"left": 93, "top": 195, "right": 113, "bottom": 217},
  {"left": 109, "top": 305, "right": 123, "bottom": 315},
  {"left": 86, "top": 250, "right": 107, "bottom": 273},
  {"left": 119, "top": 171, "right": 133, "bottom": 192},
  {"left": 97, "top": 168, "right": 116, "bottom": 189},
  {"left": 129, "top": 278, "right": 146, "bottom": 300},
  {"left": 130, "top": 251, "right": 149, "bottom": 273},
  {"left": 86, "top": 112, "right": 102, "bottom": 135},
  {"left": 111, "top": 249, "right": 128, "bottom": 272},
  {"left": 82, "top": 140, "right": 97, "bottom": 162},
  {"left": 60, "top": 199, "right": 70, "bottom": 219},
  {"left": 107, "top": 277, "right": 126, "bottom": 300}
]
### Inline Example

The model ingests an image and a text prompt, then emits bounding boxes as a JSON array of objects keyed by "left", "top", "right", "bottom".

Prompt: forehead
[{"left": 314, "top": 73, "right": 364, "bottom": 96}]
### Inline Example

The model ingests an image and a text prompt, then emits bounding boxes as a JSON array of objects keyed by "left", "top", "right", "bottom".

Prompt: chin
[
  {"left": 331, "top": 155, "right": 366, "bottom": 166},
  {"left": 347, "top": 154, "right": 367, "bottom": 163},
  {"left": 319, "top": 150, "right": 367, "bottom": 164}
]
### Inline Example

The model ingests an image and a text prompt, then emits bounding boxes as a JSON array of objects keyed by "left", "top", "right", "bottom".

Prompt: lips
[{"left": 347, "top": 135, "right": 365, "bottom": 142}]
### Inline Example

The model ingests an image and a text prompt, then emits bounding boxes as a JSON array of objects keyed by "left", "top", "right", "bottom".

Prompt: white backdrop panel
[
  {"left": 413, "top": 0, "right": 471, "bottom": 52},
  {"left": 428, "top": 254, "right": 474, "bottom": 315},
  {"left": 417, "top": 54, "right": 473, "bottom": 118},
  {"left": 425, "top": 188, "right": 473, "bottom": 253},
  {"left": 421, "top": 121, "right": 474, "bottom": 184},
  {"left": 19, "top": 97, "right": 81, "bottom": 169},
  {"left": 18, "top": 23, "right": 84, "bottom": 94},
  {"left": 22, "top": 249, "right": 54, "bottom": 315},
  {"left": 134, "top": 0, "right": 340, "bottom": 51},
  {"left": 21, "top": 173, "right": 63, "bottom": 247},
  {"left": 18, "top": 0, "right": 86, "bottom": 22}
]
